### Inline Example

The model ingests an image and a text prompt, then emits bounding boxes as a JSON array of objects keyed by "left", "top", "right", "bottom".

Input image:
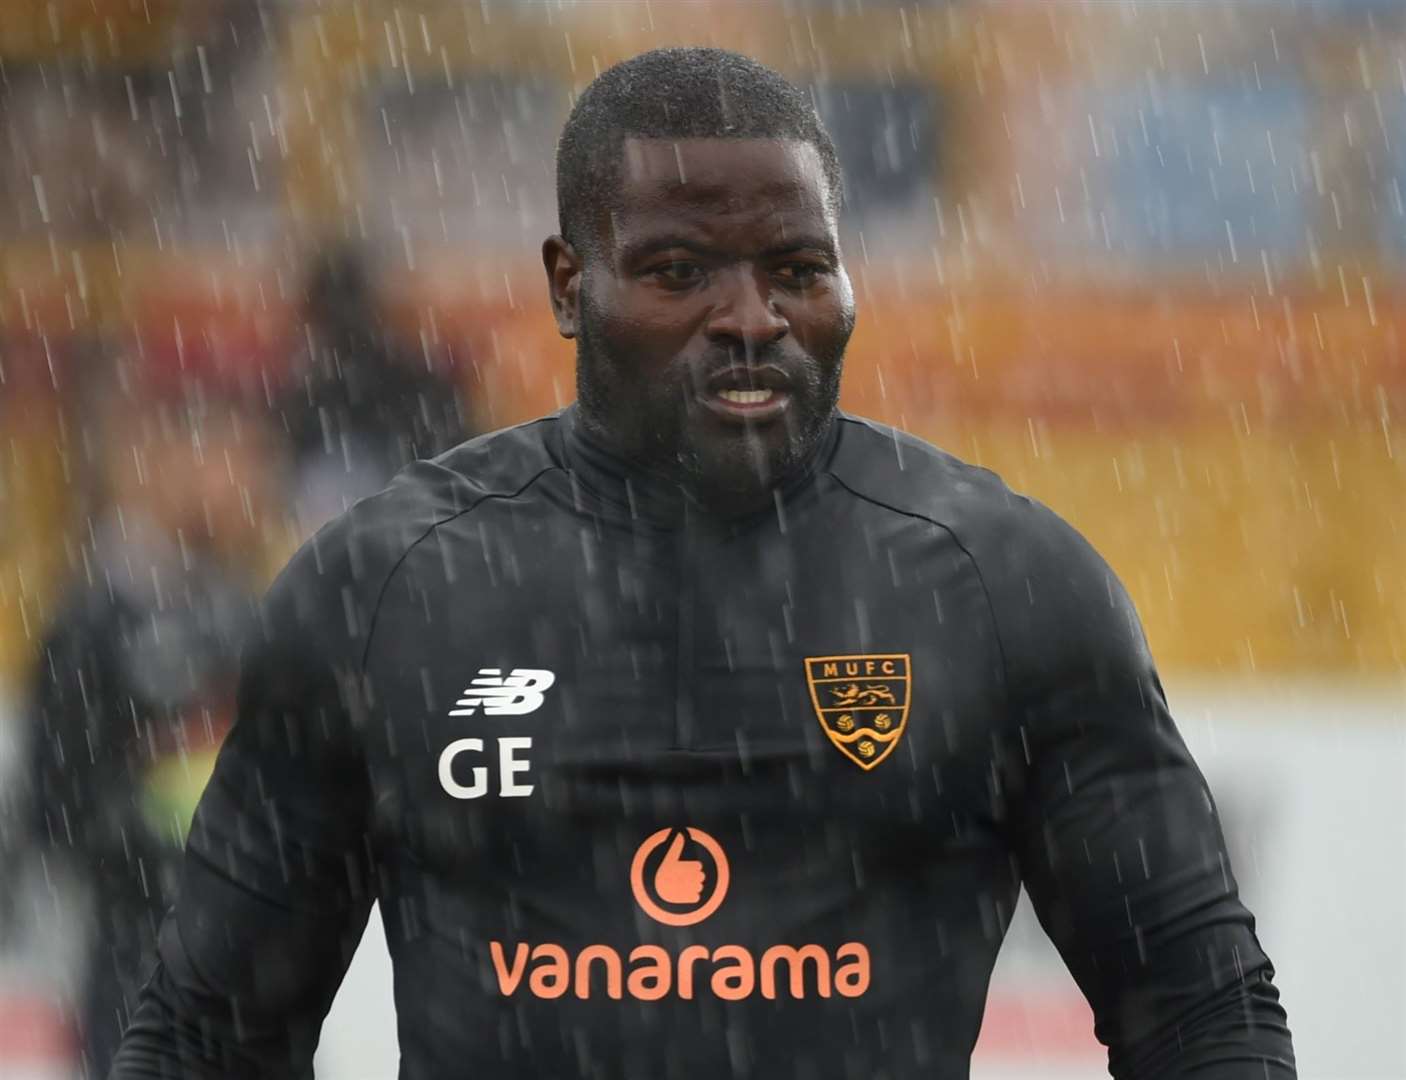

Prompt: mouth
[{"left": 698, "top": 365, "right": 793, "bottom": 424}]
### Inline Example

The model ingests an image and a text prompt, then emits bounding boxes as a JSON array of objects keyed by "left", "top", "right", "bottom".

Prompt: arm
[
  {"left": 9, "top": 610, "right": 115, "bottom": 940},
  {"left": 110, "top": 546, "right": 376, "bottom": 1079},
  {"left": 991, "top": 504, "right": 1294, "bottom": 1078},
  {"left": 26, "top": 596, "right": 153, "bottom": 866}
]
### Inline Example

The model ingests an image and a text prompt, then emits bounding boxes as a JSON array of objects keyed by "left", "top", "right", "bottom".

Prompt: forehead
[{"left": 606, "top": 137, "right": 835, "bottom": 243}]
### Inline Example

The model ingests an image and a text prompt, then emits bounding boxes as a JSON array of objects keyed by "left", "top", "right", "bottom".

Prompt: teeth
[{"left": 717, "top": 388, "right": 775, "bottom": 405}]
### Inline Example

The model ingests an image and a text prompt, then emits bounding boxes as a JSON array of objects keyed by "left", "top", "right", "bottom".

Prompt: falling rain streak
[{"left": 0, "top": 3, "right": 1399, "bottom": 1079}]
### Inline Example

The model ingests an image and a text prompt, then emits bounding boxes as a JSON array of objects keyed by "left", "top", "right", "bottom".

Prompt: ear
[{"left": 542, "top": 235, "right": 583, "bottom": 339}]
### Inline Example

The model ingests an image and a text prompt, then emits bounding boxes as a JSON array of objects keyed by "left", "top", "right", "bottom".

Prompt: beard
[{"left": 575, "top": 290, "right": 851, "bottom": 513}]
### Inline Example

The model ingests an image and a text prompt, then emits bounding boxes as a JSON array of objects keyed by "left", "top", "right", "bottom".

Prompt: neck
[{"left": 566, "top": 404, "right": 837, "bottom": 525}]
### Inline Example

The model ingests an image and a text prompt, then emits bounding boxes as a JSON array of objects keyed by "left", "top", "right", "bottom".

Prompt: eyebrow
[
  {"left": 618, "top": 235, "right": 711, "bottom": 263},
  {"left": 619, "top": 234, "right": 839, "bottom": 263},
  {"left": 762, "top": 236, "right": 839, "bottom": 261}
]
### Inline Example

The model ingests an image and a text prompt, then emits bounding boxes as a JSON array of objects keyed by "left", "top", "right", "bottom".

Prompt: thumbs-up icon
[
  {"left": 653, "top": 830, "right": 705, "bottom": 905},
  {"left": 630, "top": 825, "right": 731, "bottom": 926}
]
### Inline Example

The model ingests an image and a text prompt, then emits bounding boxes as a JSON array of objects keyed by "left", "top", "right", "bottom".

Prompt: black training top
[{"left": 112, "top": 406, "right": 1294, "bottom": 1080}]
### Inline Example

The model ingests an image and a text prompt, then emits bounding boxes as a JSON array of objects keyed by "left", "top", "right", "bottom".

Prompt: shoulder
[
  {"left": 829, "top": 414, "right": 1151, "bottom": 683},
  {"left": 261, "top": 413, "right": 565, "bottom": 663},
  {"left": 829, "top": 414, "right": 1015, "bottom": 515},
  {"left": 829, "top": 413, "right": 1069, "bottom": 562},
  {"left": 426, "top": 411, "right": 565, "bottom": 502}
]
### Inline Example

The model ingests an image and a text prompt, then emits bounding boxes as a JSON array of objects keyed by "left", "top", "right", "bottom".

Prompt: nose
[{"left": 704, "top": 265, "right": 789, "bottom": 354}]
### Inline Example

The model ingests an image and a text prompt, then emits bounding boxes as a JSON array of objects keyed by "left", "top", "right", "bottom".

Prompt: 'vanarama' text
[{"left": 489, "top": 941, "right": 871, "bottom": 1001}]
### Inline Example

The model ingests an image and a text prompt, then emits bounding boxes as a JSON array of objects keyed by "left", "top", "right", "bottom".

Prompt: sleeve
[
  {"left": 990, "top": 502, "right": 1295, "bottom": 1079},
  {"left": 109, "top": 544, "right": 377, "bottom": 1079}
]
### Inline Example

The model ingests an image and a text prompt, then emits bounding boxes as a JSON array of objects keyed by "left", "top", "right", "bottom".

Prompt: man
[
  {"left": 278, "top": 246, "right": 472, "bottom": 532},
  {"left": 113, "top": 48, "right": 1294, "bottom": 1078},
  {"left": 25, "top": 389, "right": 277, "bottom": 1078}
]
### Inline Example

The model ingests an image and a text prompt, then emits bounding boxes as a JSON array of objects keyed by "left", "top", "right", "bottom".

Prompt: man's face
[{"left": 547, "top": 137, "right": 855, "bottom": 510}]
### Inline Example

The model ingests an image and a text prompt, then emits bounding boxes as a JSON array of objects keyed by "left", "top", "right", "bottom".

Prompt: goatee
[{"left": 575, "top": 295, "right": 847, "bottom": 514}]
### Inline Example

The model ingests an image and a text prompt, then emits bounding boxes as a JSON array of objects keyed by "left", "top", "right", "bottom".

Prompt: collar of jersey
[{"left": 558, "top": 403, "right": 839, "bottom": 531}]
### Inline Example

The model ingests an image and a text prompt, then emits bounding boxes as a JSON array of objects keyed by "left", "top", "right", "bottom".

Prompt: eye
[
  {"left": 650, "top": 261, "right": 706, "bottom": 287},
  {"left": 773, "top": 261, "right": 826, "bottom": 287}
]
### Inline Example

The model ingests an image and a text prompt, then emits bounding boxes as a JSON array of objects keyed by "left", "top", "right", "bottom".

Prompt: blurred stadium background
[{"left": 0, "top": 0, "right": 1401, "bottom": 1077}]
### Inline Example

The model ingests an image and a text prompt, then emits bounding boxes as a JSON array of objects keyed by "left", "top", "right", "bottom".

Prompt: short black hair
[{"left": 555, "top": 47, "right": 842, "bottom": 250}]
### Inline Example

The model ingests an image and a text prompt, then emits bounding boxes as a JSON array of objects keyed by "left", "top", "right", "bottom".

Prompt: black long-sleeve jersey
[{"left": 113, "top": 406, "right": 1294, "bottom": 1079}]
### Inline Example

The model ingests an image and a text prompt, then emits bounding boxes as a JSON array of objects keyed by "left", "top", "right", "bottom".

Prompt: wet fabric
[{"left": 112, "top": 406, "right": 1294, "bottom": 1079}]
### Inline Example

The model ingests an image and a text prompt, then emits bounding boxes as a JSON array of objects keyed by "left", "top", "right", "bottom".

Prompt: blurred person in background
[
  {"left": 22, "top": 372, "right": 282, "bottom": 1079},
  {"left": 280, "top": 246, "right": 472, "bottom": 530}
]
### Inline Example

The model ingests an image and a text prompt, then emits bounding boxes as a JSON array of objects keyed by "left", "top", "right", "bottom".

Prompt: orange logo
[
  {"left": 487, "top": 826, "right": 870, "bottom": 1001},
  {"left": 804, "top": 654, "right": 912, "bottom": 770},
  {"left": 630, "top": 827, "right": 730, "bottom": 926}
]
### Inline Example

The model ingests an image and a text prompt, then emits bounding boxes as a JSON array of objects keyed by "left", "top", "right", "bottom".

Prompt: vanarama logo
[{"left": 489, "top": 827, "right": 871, "bottom": 1002}]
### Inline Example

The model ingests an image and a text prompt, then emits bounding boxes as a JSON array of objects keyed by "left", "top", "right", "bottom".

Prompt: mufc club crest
[{"left": 804, "top": 654, "right": 911, "bottom": 770}]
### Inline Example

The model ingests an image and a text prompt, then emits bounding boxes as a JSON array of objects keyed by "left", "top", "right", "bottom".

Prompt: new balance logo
[{"left": 449, "top": 668, "right": 556, "bottom": 716}]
